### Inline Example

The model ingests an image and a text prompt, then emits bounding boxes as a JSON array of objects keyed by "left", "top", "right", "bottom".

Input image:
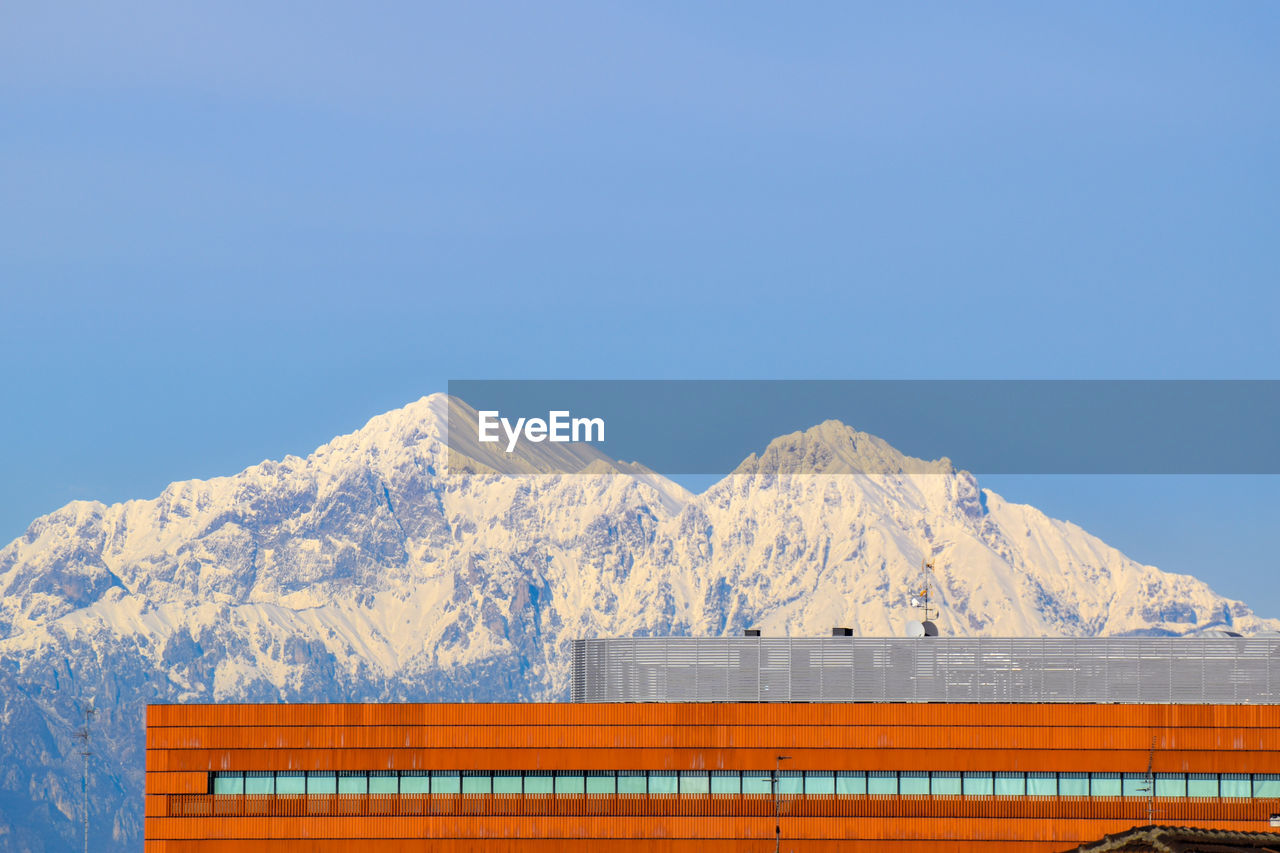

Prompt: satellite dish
[
  {"left": 921, "top": 620, "right": 939, "bottom": 637},
  {"left": 906, "top": 621, "right": 926, "bottom": 638}
]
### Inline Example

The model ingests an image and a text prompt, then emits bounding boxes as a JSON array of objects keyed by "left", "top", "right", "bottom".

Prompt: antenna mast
[
  {"left": 772, "top": 755, "right": 791, "bottom": 853},
  {"left": 73, "top": 702, "right": 94, "bottom": 853},
  {"left": 912, "top": 558, "right": 939, "bottom": 622},
  {"left": 1146, "top": 735, "right": 1157, "bottom": 823}
]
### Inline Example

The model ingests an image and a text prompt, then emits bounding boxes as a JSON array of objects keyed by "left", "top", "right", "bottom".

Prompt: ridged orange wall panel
[
  {"left": 144, "top": 702, "right": 1280, "bottom": 851},
  {"left": 145, "top": 724, "right": 1280, "bottom": 752},
  {"left": 148, "top": 772, "right": 213, "bottom": 795}
]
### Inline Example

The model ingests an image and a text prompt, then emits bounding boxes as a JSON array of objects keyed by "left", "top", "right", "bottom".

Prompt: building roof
[
  {"left": 572, "top": 636, "right": 1280, "bottom": 703},
  {"left": 1065, "top": 825, "right": 1280, "bottom": 852}
]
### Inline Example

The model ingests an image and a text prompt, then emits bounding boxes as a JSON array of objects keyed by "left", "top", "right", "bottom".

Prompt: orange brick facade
[{"left": 145, "top": 702, "right": 1280, "bottom": 851}]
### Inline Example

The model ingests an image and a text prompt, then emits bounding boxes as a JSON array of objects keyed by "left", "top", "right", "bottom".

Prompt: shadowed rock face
[{"left": 1, "top": 394, "right": 1275, "bottom": 851}]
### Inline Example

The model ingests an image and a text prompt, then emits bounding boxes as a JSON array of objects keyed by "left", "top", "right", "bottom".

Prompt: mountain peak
[{"left": 731, "top": 419, "right": 954, "bottom": 477}]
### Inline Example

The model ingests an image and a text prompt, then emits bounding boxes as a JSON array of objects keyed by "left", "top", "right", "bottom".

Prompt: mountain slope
[{"left": 0, "top": 394, "right": 1274, "bottom": 851}]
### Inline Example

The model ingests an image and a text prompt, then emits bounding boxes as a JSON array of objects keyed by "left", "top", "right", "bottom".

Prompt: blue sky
[{"left": 1, "top": 3, "right": 1277, "bottom": 614}]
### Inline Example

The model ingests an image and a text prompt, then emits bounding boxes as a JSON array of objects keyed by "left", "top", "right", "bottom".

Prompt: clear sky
[{"left": 2, "top": 3, "right": 1277, "bottom": 615}]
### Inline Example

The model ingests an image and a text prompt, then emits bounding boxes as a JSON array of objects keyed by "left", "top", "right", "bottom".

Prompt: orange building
[
  {"left": 145, "top": 637, "right": 1280, "bottom": 851},
  {"left": 145, "top": 701, "right": 1280, "bottom": 852}
]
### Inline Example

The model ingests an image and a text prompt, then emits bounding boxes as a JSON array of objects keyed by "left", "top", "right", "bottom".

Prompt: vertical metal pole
[
  {"left": 774, "top": 755, "right": 791, "bottom": 853},
  {"left": 1146, "top": 735, "right": 1156, "bottom": 824},
  {"left": 73, "top": 703, "right": 94, "bottom": 853},
  {"left": 772, "top": 766, "right": 778, "bottom": 853}
]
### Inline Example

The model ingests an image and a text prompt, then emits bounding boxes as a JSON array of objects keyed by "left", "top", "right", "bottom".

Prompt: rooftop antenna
[
  {"left": 910, "top": 558, "right": 939, "bottom": 622},
  {"left": 73, "top": 700, "right": 95, "bottom": 853},
  {"left": 906, "top": 558, "right": 940, "bottom": 636}
]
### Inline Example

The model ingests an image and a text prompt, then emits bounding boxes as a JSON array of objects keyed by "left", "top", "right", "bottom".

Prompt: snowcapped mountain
[{"left": 0, "top": 393, "right": 1274, "bottom": 851}]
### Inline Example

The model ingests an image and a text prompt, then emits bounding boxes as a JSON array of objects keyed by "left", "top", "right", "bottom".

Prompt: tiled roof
[{"left": 1066, "top": 825, "right": 1280, "bottom": 853}]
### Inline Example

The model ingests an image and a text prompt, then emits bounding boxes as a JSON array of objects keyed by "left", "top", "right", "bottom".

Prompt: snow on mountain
[{"left": 0, "top": 393, "right": 1274, "bottom": 851}]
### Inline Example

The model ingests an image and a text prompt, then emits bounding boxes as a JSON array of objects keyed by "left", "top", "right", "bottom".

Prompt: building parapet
[{"left": 571, "top": 636, "right": 1280, "bottom": 704}]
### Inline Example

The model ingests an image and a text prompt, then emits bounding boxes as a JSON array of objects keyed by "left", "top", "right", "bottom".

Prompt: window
[
  {"left": 306, "top": 773, "right": 336, "bottom": 795},
  {"left": 213, "top": 773, "right": 243, "bottom": 795},
  {"left": 1253, "top": 775, "right": 1280, "bottom": 798},
  {"left": 524, "top": 773, "right": 553, "bottom": 795},
  {"left": 648, "top": 772, "right": 677, "bottom": 794},
  {"left": 1058, "top": 773, "right": 1088, "bottom": 797},
  {"left": 1122, "top": 774, "right": 1151, "bottom": 797},
  {"left": 205, "top": 769, "right": 1280, "bottom": 801},
  {"left": 1091, "top": 773, "right": 1121, "bottom": 797},
  {"left": 276, "top": 773, "right": 305, "bottom": 795},
  {"left": 742, "top": 773, "right": 771, "bottom": 795},
  {"left": 369, "top": 773, "right": 398, "bottom": 795},
  {"left": 245, "top": 772, "right": 273, "bottom": 795},
  {"left": 777, "top": 772, "right": 802, "bottom": 796},
  {"left": 616, "top": 773, "right": 645, "bottom": 795},
  {"left": 1249, "top": 768, "right": 1280, "bottom": 799},
  {"left": 711, "top": 772, "right": 741, "bottom": 795},
  {"left": 338, "top": 773, "right": 367, "bottom": 795},
  {"left": 679, "top": 772, "right": 709, "bottom": 794},
  {"left": 1027, "top": 773, "right": 1056, "bottom": 796},
  {"left": 805, "top": 772, "right": 835, "bottom": 795},
  {"left": 930, "top": 772, "right": 961, "bottom": 796},
  {"left": 1187, "top": 774, "right": 1218, "bottom": 797},
  {"left": 400, "top": 773, "right": 429, "bottom": 794},
  {"left": 493, "top": 773, "right": 522, "bottom": 794},
  {"left": 1222, "top": 774, "right": 1252, "bottom": 798},
  {"left": 899, "top": 772, "right": 929, "bottom": 795},
  {"left": 431, "top": 772, "right": 460, "bottom": 794},
  {"left": 585, "top": 773, "right": 614, "bottom": 795},
  {"left": 836, "top": 772, "right": 866, "bottom": 795},
  {"left": 995, "top": 773, "right": 1025, "bottom": 796},
  {"left": 868, "top": 772, "right": 897, "bottom": 795},
  {"left": 1155, "top": 774, "right": 1186, "bottom": 797},
  {"left": 963, "top": 773, "right": 994, "bottom": 796},
  {"left": 554, "top": 774, "right": 585, "bottom": 795},
  {"left": 462, "top": 773, "right": 490, "bottom": 795}
]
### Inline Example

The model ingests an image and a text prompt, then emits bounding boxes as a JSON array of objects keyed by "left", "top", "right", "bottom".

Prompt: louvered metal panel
[{"left": 570, "top": 637, "right": 1280, "bottom": 704}]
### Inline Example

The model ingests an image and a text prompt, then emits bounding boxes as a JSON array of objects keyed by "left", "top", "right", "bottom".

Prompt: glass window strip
[{"left": 205, "top": 770, "right": 1280, "bottom": 800}]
